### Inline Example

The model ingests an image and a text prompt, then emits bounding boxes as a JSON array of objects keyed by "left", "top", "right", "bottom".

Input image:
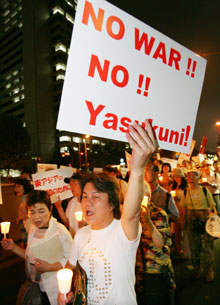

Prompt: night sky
[{"left": 108, "top": 0, "right": 220, "bottom": 153}]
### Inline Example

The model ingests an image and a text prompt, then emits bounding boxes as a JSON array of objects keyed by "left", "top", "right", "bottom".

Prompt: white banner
[
  {"left": 32, "top": 167, "right": 73, "bottom": 203},
  {"left": 57, "top": 0, "right": 206, "bottom": 153}
]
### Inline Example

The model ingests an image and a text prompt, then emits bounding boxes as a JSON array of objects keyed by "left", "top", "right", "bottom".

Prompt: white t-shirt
[
  {"left": 65, "top": 197, "right": 82, "bottom": 234},
  {"left": 69, "top": 219, "right": 141, "bottom": 305}
]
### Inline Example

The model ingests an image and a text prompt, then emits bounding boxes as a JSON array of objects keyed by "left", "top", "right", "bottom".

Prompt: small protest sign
[
  {"left": 57, "top": 0, "right": 206, "bottom": 153},
  {"left": 32, "top": 167, "right": 73, "bottom": 203}
]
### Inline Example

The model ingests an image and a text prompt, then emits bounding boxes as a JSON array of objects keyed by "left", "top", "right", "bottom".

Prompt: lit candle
[
  {"left": 170, "top": 191, "right": 176, "bottom": 197},
  {"left": 75, "top": 211, "right": 83, "bottom": 221},
  {"left": 202, "top": 177, "right": 207, "bottom": 183},
  {"left": 141, "top": 196, "right": 149, "bottom": 208},
  {"left": 158, "top": 176, "right": 163, "bottom": 181},
  {"left": 57, "top": 268, "right": 73, "bottom": 301},
  {"left": 1, "top": 222, "right": 11, "bottom": 239}
]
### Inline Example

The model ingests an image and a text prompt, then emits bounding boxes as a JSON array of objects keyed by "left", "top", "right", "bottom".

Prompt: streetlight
[{"left": 216, "top": 121, "right": 220, "bottom": 146}]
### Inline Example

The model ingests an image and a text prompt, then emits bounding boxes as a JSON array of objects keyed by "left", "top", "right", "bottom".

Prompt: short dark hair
[
  {"left": 103, "top": 165, "right": 118, "bottom": 174},
  {"left": 26, "top": 190, "right": 51, "bottom": 211},
  {"left": 161, "top": 162, "right": 172, "bottom": 173},
  {"left": 80, "top": 172, "right": 121, "bottom": 219},
  {"left": 14, "top": 178, "right": 33, "bottom": 195},
  {"left": 146, "top": 163, "right": 159, "bottom": 172}
]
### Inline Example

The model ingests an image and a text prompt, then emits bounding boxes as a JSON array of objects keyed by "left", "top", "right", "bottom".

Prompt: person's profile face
[
  {"left": 81, "top": 182, "right": 114, "bottom": 230},
  {"left": 144, "top": 165, "right": 158, "bottom": 183},
  {"left": 14, "top": 184, "right": 24, "bottom": 197},
  {"left": 69, "top": 179, "right": 81, "bottom": 197},
  {"left": 28, "top": 203, "right": 51, "bottom": 228}
]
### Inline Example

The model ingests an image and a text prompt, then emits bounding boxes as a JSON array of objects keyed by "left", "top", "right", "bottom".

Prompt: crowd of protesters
[{"left": 1, "top": 124, "right": 220, "bottom": 304}]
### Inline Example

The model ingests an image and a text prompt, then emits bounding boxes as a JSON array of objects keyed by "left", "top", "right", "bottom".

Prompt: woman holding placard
[
  {"left": 1, "top": 190, "right": 72, "bottom": 305},
  {"left": 58, "top": 120, "right": 157, "bottom": 305}
]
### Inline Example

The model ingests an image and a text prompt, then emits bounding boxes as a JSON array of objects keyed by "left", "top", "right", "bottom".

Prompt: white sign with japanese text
[
  {"left": 57, "top": 0, "right": 207, "bottom": 153},
  {"left": 32, "top": 167, "right": 73, "bottom": 203}
]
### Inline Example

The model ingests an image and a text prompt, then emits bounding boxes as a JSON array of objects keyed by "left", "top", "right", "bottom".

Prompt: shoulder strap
[
  {"left": 202, "top": 187, "right": 209, "bottom": 207},
  {"left": 165, "top": 192, "right": 171, "bottom": 213}
]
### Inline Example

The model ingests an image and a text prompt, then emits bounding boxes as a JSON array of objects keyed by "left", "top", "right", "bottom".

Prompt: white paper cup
[
  {"left": 75, "top": 211, "right": 83, "bottom": 221},
  {"left": 141, "top": 196, "right": 149, "bottom": 208},
  {"left": 170, "top": 191, "right": 176, "bottom": 197},
  {"left": 57, "top": 268, "right": 73, "bottom": 298},
  {"left": 1, "top": 222, "right": 11, "bottom": 238}
]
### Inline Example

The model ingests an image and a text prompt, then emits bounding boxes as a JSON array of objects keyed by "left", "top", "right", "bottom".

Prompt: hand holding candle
[
  {"left": 57, "top": 268, "right": 73, "bottom": 301},
  {"left": 1, "top": 222, "right": 11, "bottom": 239}
]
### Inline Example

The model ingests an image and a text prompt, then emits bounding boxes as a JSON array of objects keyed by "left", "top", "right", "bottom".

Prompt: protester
[
  {"left": 103, "top": 165, "right": 128, "bottom": 207},
  {"left": 159, "top": 162, "right": 173, "bottom": 191},
  {"left": 58, "top": 120, "right": 157, "bottom": 305},
  {"left": 1, "top": 190, "right": 73, "bottom": 305},
  {"left": 180, "top": 170, "right": 216, "bottom": 282},
  {"left": 170, "top": 168, "right": 190, "bottom": 258},
  {"left": 14, "top": 178, "right": 33, "bottom": 248},
  {"left": 54, "top": 173, "right": 86, "bottom": 237},
  {"left": 135, "top": 202, "right": 176, "bottom": 305},
  {"left": 144, "top": 163, "right": 179, "bottom": 223},
  {"left": 200, "top": 159, "right": 220, "bottom": 213}
]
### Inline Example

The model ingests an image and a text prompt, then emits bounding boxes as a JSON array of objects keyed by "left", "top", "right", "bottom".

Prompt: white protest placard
[
  {"left": 32, "top": 167, "right": 73, "bottom": 203},
  {"left": 37, "top": 163, "right": 58, "bottom": 173},
  {"left": 57, "top": 0, "right": 206, "bottom": 153},
  {"left": 161, "top": 158, "right": 177, "bottom": 169}
]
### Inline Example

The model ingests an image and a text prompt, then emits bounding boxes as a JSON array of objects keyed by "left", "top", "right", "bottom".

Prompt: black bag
[
  {"left": 72, "top": 262, "right": 87, "bottom": 305},
  {"left": 192, "top": 219, "right": 206, "bottom": 234},
  {"left": 16, "top": 279, "right": 44, "bottom": 305}
]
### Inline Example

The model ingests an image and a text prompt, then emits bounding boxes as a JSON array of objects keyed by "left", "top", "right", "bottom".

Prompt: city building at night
[{"left": 0, "top": 0, "right": 129, "bottom": 170}]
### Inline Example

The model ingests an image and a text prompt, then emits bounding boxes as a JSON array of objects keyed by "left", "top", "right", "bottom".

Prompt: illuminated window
[
  {"left": 18, "top": 22, "right": 22, "bottom": 28},
  {"left": 3, "top": 10, "right": 10, "bottom": 17},
  {"left": 20, "top": 94, "right": 25, "bottom": 99},
  {"left": 6, "top": 75, "right": 11, "bottom": 80},
  {"left": 55, "top": 63, "right": 66, "bottom": 71},
  {"left": 59, "top": 136, "right": 71, "bottom": 142},
  {"left": 56, "top": 74, "right": 65, "bottom": 81},
  {"left": 6, "top": 83, "right": 11, "bottom": 89},
  {"left": 60, "top": 146, "right": 69, "bottom": 153},
  {"left": 23, "top": 122, "right": 26, "bottom": 127},
  {"left": 55, "top": 43, "right": 67, "bottom": 52},
  {"left": 14, "top": 96, "right": 20, "bottom": 103},
  {"left": 4, "top": 18, "right": 10, "bottom": 24},
  {"left": 13, "top": 87, "right": 19, "bottom": 94},
  {"left": 11, "top": 11, "right": 17, "bottom": 18},
  {"left": 65, "top": 0, "right": 74, "bottom": 7},
  {"left": 52, "top": 6, "right": 64, "bottom": 15},
  {"left": 73, "top": 147, "right": 79, "bottom": 151},
  {"left": 13, "top": 70, "right": 19, "bottom": 76},
  {"left": 92, "top": 139, "right": 100, "bottom": 145},
  {"left": 66, "top": 13, "right": 74, "bottom": 24},
  {"left": 14, "top": 78, "right": 19, "bottom": 83},
  {"left": 72, "top": 137, "right": 82, "bottom": 143}
]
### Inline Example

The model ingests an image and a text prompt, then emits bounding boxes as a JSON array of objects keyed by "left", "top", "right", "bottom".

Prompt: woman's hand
[
  {"left": 34, "top": 258, "right": 52, "bottom": 274},
  {"left": 126, "top": 120, "right": 158, "bottom": 174},
  {"left": 57, "top": 291, "right": 73, "bottom": 305},
  {"left": 1, "top": 238, "right": 15, "bottom": 251}
]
